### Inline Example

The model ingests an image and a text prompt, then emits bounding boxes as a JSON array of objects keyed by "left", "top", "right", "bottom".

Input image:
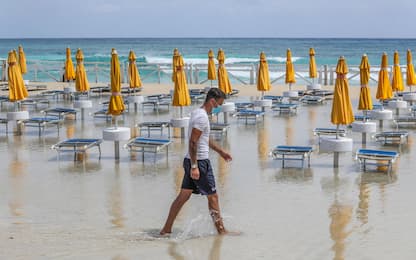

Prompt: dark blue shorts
[{"left": 181, "top": 158, "right": 216, "bottom": 195}]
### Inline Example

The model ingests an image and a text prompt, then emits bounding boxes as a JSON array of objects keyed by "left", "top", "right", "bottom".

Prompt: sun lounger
[
  {"left": 124, "top": 137, "right": 172, "bottom": 162},
  {"left": 90, "top": 86, "right": 110, "bottom": 97},
  {"left": 272, "top": 103, "right": 298, "bottom": 114},
  {"left": 189, "top": 92, "right": 205, "bottom": 102},
  {"left": 51, "top": 138, "right": 103, "bottom": 161},
  {"left": 234, "top": 102, "right": 254, "bottom": 111},
  {"left": 356, "top": 149, "right": 399, "bottom": 173},
  {"left": 310, "top": 90, "right": 334, "bottom": 98},
  {"left": 263, "top": 95, "right": 283, "bottom": 104},
  {"left": 393, "top": 116, "right": 416, "bottom": 127},
  {"left": 136, "top": 121, "right": 171, "bottom": 137},
  {"left": 20, "top": 116, "right": 63, "bottom": 136},
  {"left": 210, "top": 123, "right": 229, "bottom": 136},
  {"left": 313, "top": 128, "right": 347, "bottom": 138},
  {"left": 20, "top": 98, "right": 50, "bottom": 109},
  {"left": 42, "top": 107, "right": 77, "bottom": 120},
  {"left": 0, "top": 118, "right": 8, "bottom": 133},
  {"left": 234, "top": 110, "right": 265, "bottom": 124},
  {"left": 271, "top": 145, "right": 313, "bottom": 168},
  {"left": 373, "top": 131, "right": 409, "bottom": 145},
  {"left": 300, "top": 95, "right": 324, "bottom": 104},
  {"left": 142, "top": 99, "right": 171, "bottom": 112}
]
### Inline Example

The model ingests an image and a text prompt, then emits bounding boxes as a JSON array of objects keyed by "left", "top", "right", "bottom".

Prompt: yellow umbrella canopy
[
  {"left": 358, "top": 54, "right": 373, "bottom": 110},
  {"left": 406, "top": 49, "right": 416, "bottom": 90},
  {"left": 331, "top": 56, "right": 354, "bottom": 125},
  {"left": 172, "top": 48, "right": 179, "bottom": 82},
  {"left": 309, "top": 48, "right": 317, "bottom": 79},
  {"left": 18, "top": 45, "right": 27, "bottom": 75},
  {"left": 207, "top": 49, "right": 217, "bottom": 80},
  {"left": 257, "top": 51, "right": 271, "bottom": 93},
  {"left": 75, "top": 48, "right": 90, "bottom": 92},
  {"left": 376, "top": 53, "right": 393, "bottom": 101},
  {"left": 285, "top": 48, "right": 296, "bottom": 85},
  {"left": 217, "top": 48, "right": 232, "bottom": 95},
  {"left": 64, "top": 47, "right": 76, "bottom": 81},
  {"left": 8, "top": 50, "right": 28, "bottom": 102},
  {"left": 391, "top": 51, "right": 404, "bottom": 92},
  {"left": 108, "top": 48, "right": 125, "bottom": 116},
  {"left": 128, "top": 50, "right": 142, "bottom": 88},
  {"left": 172, "top": 54, "right": 191, "bottom": 107}
]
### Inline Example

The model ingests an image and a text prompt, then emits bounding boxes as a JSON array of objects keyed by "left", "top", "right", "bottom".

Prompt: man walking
[{"left": 160, "top": 88, "right": 232, "bottom": 235}]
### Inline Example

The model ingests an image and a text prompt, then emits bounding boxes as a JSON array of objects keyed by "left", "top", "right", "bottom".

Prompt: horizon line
[{"left": 1, "top": 37, "right": 416, "bottom": 40}]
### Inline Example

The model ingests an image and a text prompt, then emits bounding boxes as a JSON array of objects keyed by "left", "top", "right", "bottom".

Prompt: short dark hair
[{"left": 205, "top": 88, "right": 226, "bottom": 102}]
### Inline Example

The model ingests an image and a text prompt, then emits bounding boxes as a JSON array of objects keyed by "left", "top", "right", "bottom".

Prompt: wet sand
[{"left": 1, "top": 82, "right": 416, "bottom": 259}]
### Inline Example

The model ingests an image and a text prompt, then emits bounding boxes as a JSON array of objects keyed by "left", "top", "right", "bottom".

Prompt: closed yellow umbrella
[
  {"left": 64, "top": 47, "right": 75, "bottom": 81},
  {"left": 108, "top": 48, "right": 125, "bottom": 116},
  {"left": 285, "top": 48, "right": 296, "bottom": 91},
  {"left": 172, "top": 54, "right": 191, "bottom": 117},
  {"left": 8, "top": 50, "right": 28, "bottom": 102},
  {"left": 207, "top": 49, "right": 217, "bottom": 86},
  {"left": 309, "top": 48, "right": 317, "bottom": 80},
  {"left": 358, "top": 54, "right": 373, "bottom": 111},
  {"left": 18, "top": 45, "right": 27, "bottom": 75},
  {"left": 217, "top": 48, "right": 232, "bottom": 95},
  {"left": 128, "top": 50, "right": 142, "bottom": 89},
  {"left": 331, "top": 56, "right": 354, "bottom": 127},
  {"left": 406, "top": 49, "right": 416, "bottom": 91},
  {"left": 257, "top": 51, "right": 271, "bottom": 96},
  {"left": 75, "top": 48, "right": 90, "bottom": 92},
  {"left": 391, "top": 51, "right": 404, "bottom": 92},
  {"left": 376, "top": 52, "right": 393, "bottom": 101},
  {"left": 172, "top": 48, "right": 179, "bottom": 82}
]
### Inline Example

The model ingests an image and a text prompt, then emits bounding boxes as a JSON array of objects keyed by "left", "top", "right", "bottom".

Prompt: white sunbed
[
  {"left": 20, "top": 116, "right": 63, "bottom": 136},
  {"left": 136, "top": 121, "right": 171, "bottom": 137},
  {"left": 356, "top": 149, "right": 399, "bottom": 173},
  {"left": 271, "top": 145, "right": 313, "bottom": 168},
  {"left": 51, "top": 138, "right": 103, "bottom": 161},
  {"left": 234, "top": 109, "right": 265, "bottom": 124},
  {"left": 124, "top": 137, "right": 172, "bottom": 162},
  {"left": 373, "top": 131, "right": 409, "bottom": 145}
]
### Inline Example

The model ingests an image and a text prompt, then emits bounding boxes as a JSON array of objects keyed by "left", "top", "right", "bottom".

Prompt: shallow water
[{"left": 1, "top": 93, "right": 416, "bottom": 259}]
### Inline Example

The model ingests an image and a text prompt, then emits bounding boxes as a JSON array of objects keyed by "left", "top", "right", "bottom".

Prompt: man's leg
[
  {"left": 160, "top": 189, "right": 193, "bottom": 235},
  {"left": 207, "top": 193, "right": 226, "bottom": 234}
]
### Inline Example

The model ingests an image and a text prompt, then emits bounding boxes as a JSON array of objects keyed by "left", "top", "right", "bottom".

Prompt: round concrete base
[
  {"left": 351, "top": 121, "right": 377, "bottom": 133},
  {"left": 103, "top": 127, "right": 131, "bottom": 141},
  {"left": 221, "top": 102, "right": 235, "bottom": 113},
  {"left": 371, "top": 109, "right": 393, "bottom": 120},
  {"left": 307, "top": 83, "right": 322, "bottom": 90},
  {"left": 7, "top": 111, "right": 29, "bottom": 121},
  {"left": 170, "top": 117, "right": 190, "bottom": 128},
  {"left": 283, "top": 91, "right": 299, "bottom": 98},
  {"left": 388, "top": 100, "right": 407, "bottom": 109},
  {"left": 127, "top": 95, "right": 144, "bottom": 104},
  {"left": 320, "top": 137, "right": 353, "bottom": 153},
  {"left": 403, "top": 92, "right": 416, "bottom": 102}
]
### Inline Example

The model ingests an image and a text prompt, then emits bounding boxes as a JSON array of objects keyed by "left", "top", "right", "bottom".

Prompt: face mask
[{"left": 212, "top": 106, "right": 222, "bottom": 114}]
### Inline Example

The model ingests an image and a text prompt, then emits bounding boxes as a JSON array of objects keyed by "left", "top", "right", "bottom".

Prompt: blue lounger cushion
[
  {"left": 274, "top": 145, "right": 313, "bottom": 152},
  {"left": 27, "top": 116, "right": 60, "bottom": 122},
  {"left": 237, "top": 110, "right": 264, "bottom": 115},
  {"left": 133, "top": 137, "right": 171, "bottom": 145},
  {"left": 356, "top": 149, "right": 398, "bottom": 158}
]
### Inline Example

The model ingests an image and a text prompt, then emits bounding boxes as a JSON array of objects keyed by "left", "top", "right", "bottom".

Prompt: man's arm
[
  {"left": 209, "top": 138, "right": 232, "bottom": 162},
  {"left": 189, "top": 128, "right": 202, "bottom": 180}
]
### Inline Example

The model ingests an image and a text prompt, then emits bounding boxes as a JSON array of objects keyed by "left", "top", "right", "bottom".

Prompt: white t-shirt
[{"left": 185, "top": 107, "right": 210, "bottom": 160}]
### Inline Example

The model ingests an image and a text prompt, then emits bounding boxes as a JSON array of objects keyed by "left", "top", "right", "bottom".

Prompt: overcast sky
[{"left": 1, "top": 0, "right": 416, "bottom": 38}]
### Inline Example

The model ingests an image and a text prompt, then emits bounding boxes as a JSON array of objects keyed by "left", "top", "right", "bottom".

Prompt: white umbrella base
[
  {"left": 351, "top": 121, "right": 377, "bottom": 133},
  {"left": 319, "top": 137, "right": 353, "bottom": 153}
]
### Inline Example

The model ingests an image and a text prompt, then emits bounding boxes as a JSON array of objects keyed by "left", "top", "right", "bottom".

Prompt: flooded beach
[{"left": 1, "top": 88, "right": 416, "bottom": 260}]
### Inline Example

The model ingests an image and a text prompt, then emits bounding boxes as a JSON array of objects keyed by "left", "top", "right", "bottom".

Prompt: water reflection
[
  {"left": 66, "top": 122, "right": 75, "bottom": 138},
  {"left": 108, "top": 169, "right": 125, "bottom": 228},
  {"left": 274, "top": 168, "right": 313, "bottom": 183},
  {"left": 9, "top": 156, "right": 26, "bottom": 218},
  {"left": 285, "top": 117, "right": 293, "bottom": 146},
  {"left": 257, "top": 124, "right": 269, "bottom": 167},
  {"left": 167, "top": 234, "right": 224, "bottom": 260},
  {"left": 217, "top": 137, "right": 230, "bottom": 190},
  {"left": 321, "top": 169, "right": 353, "bottom": 260}
]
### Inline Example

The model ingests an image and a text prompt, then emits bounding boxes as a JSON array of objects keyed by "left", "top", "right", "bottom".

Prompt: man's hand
[
  {"left": 191, "top": 168, "right": 200, "bottom": 180},
  {"left": 220, "top": 151, "right": 232, "bottom": 162}
]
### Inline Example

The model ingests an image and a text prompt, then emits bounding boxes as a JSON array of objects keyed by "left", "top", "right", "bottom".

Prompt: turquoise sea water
[{"left": 1, "top": 38, "right": 416, "bottom": 83}]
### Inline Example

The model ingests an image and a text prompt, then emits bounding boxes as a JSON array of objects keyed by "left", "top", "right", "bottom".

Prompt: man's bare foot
[{"left": 159, "top": 229, "right": 172, "bottom": 236}]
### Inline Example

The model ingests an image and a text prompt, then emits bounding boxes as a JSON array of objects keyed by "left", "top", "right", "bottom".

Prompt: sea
[{"left": 1, "top": 38, "right": 416, "bottom": 84}]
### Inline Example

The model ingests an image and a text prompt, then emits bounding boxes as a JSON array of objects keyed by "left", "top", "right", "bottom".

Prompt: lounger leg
[
  {"left": 282, "top": 154, "right": 285, "bottom": 168},
  {"left": 98, "top": 145, "right": 101, "bottom": 160}
]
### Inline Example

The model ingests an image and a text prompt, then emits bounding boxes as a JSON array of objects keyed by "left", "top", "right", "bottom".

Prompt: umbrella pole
[
  {"left": 114, "top": 115, "right": 118, "bottom": 129},
  {"left": 210, "top": 80, "right": 212, "bottom": 87},
  {"left": 180, "top": 106, "right": 183, "bottom": 118},
  {"left": 336, "top": 124, "right": 339, "bottom": 139},
  {"left": 289, "top": 83, "right": 292, "bottom": 91}
]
